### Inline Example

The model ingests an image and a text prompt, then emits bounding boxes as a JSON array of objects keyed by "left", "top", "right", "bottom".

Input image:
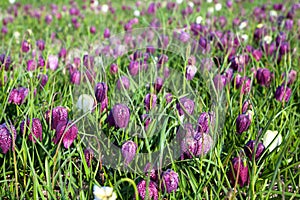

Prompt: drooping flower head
[
  {"left": 53, "top": 120, "right": 78, "bottom": 149},
  {"left": 244, "top": 140, "right": 265, "bottom": 161},
  {"left": 95, "top": 82, "right": 108, "bottom": 103},
  {"left": 236, "top": 113, "right": 251, "bottom": 134},
  {"left": 45, "top": 106, "right": 68, "bottom": 130},
  {"left": 107, "top": 104, "right": 130, "bottom": 128},
  {"left": 227, "top": 157, "right": 249, "bottom": 187},
  {"left": 161, "top": 169, "right": 179, "bottom": 193},
  {"left": 121, "top": 140, "right": 137, "bottom": 165},
  {"left": 8, "top": 87, "right": 29, "bottom": 105},
  {"left": 0, "top": 123, "right": 17, "bottom": 154},
  {"left": 137, "top": 179, "right": 158, "bottom": 200},
  {"left": 20, "top": 118, "right": 42, "bottom": 143}
]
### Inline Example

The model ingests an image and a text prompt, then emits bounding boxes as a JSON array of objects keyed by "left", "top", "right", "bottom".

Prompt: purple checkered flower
[
  {"left": 8, "top": 87, "right": 29, "bottom": 105},
  {"left": 228, "top": 157, "right": 249, "bottom": 187},
  {"left": 144, "top": 93, "right": 157, "bottom": 111},
  {"left": 244, "top": 140, "right": 265, "bottom": 161},
  {"left": 137, "top": 179, "right": 158, "bottom": 200},
  {"left": 176, "top": 97, "right": 195, "bottom": 117},
  {"left": 94, "top": 82, "right": 108, "bottom": 103},
  {"left": 121, "top": 140, "right": 137, "bottom": 165},
  {"left": 107, "top": 104, "right": 130, "bottom": 128},
  {"left": 0, "top": 123, "right": 17, "bottom": 154},
  {"left": 117, "top": 76, "right": 130, "bottom": 90},
  {"left": 84, "top": 147, "right": 94, "bottom": 167},
  {"left": 161, "top": 169, "right": 179, "bottom": 193},
  {"left": 275, "top": 85, "right": 292, "bottom": 102},
  {"left": 236, "top": 114, "right": 251, "bottom": 134},
  {"left": 53, "top": 121, "right": 78, "bottom": 149},
  {"left": 256, "top": 68, "right": 272, "bottom": 87},
  {"left": 20, "top": 118, "right": 42, "bottom": 143},
  {"left": 45, "top": 106, "right": 68, "bottom": 130}
]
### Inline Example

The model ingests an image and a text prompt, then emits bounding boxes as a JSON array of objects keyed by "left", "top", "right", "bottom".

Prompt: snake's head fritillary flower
[
  {"left": 47, "top": 55, "right": 59, "bottom": 71},
  {"left": 46, "top": 106, "right": 68, "bottom": 130},
  {"left": 252, "top": 49, "right": 263, "bottom": 61},
  {"left": 244, "top": 140, "right": 265, "bottom": 161},
  {"left": 116, "top": 76, "right": 130, "bottom": 90},
  {"left": 21, "top": 40, "right": 30, "bottom": 53},
  {"left": 121, "top": 140, "right": 137, "bottom": 165},
  {"left": 154, "top": 77, "right": 163, "bottom": 92},
  {"left": 90, "top": 26, "right": 96, "bottom": 34},
  {"left": 110, "top": 63, "right": 118, "bottom": 75},
  {"left": 197, "top": 112, "right": 214, "bottom": 134},
  {"left": 176, "top": 97, "right": 195, "bottom": 117},
  {"left": 282, "top": 69, "right": 297, "bottom": 85},
  {"left": 27, "top": 59, "right": 37, "bottom": 71},
  {"left": 144, "top": 93, "right": 157, "bottom": 111},
  {"left": 94, "top": 82, "right": 108, "bottom": 103},
  {"left": 185, "top": 65, "right": 197, "bottom": 80},
  {"left": 0, "top": 53, "right": 12, "bottom": 70},
  {"left": 93, "top": 185, "right": 117, "bottom": 200},
  {"left": 165, "top": 93, "right": 173, "bottom": 104},
  {"left": 37, "top": 74, "right": 48, "bottom": 89},
  {"left": 103, "top": 28, "right": 110, "bottom": 38},
  {"left": 76, "top": 94, "right": 95, "bottom": 113},
  {"left": 107, "top": 104, "right": 130, "bottom": 128},
  {"left": 53, "top": 121, "right": 78, "bottom": 149},
  {"left": 141, "top": 114, "right": 151, "bottom": 131},
  {"left": 0, "top": 123, "right": 17, "bottom": 154},
  {"left": 195, "top": 133, "right": 213, "bottom": 156},
  {"left": 236, "top": 114, "right": 251, "bottom": 134},
  {"left": 8, "top": 87, "right": 29, "bottom": 105},
  {"left": 128, "top": 60, "right": 140, "bottom": 76},
  {"left": 274, "top": 85, "right": 292, "bottom": 102},
  {"left": 161, "top": 169, "right": 179, "bottom": 193},
  {"left": 137, "top": 179, "right": 158, "bottom": 200},
  {"left": 242, "top": 100, "right": 252, "bottom": 114},
  {"left": 228, "top": 157, "right": 249, "bottom": 187},
  {"left": 84, "top": 147, "right": 94, "bottom": 167},
  {"left": 36, "top": 39, "right": 45, "bottom": 51},
  {"left": 256, "top": 68, "right": 272, "bottom": 87},
  {"left": 20, "top": 118, "right": 42, "bottom": 143},
  {"left": 70, "top": 70, "right": 81, "bottom": 85},
  {"left": 263, "top": 130, "right": 282, "bottom": 152},
  {"left": 213, "top": 74, "right": 227, "bottom": 91}
]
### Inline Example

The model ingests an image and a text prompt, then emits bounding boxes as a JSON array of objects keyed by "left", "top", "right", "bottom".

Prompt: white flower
[
  {"left": 246, "top": 110, "right": 253, "bottom": 120},
  {"left": 196, "top": 16, "right": 203, "bottom": 24},
  {"left": 207, "top": 0, "right": 213, "bottom": 3},
  {"left": 269, "top": 10, "right": 277, "bottom": 17},
  {"left": 9, "top": 0, "right": 15, "bottom": 4},
  {"left": 215, "top": 3, "right": 222, "bottom": 11},
  {"left": 257, "top": 23, "right": 264, "bottom": 28},
  {"left": 176, "top": 0, "right": 183, "bottom": 4},
  {"left": 263, "top": 130, "right": 282, "bottom": 152},
  {"left": 93, "top": 185, "right": 117, "bottom": 200},
  {"left": 101, "top": 4, "right": 109, "bottom": 13},
  {"left": 241, "top": 34, "right": 249, "bottom": 42},
  {"left": 133, "top": 10, "right": 140, "bottom": 17},
  {"left": 91, "top": 0, "right": 99, "bottom": 8},
  {"left": 239, "top": 21, "right": 247, "bottom": 30},
  {"left": 188, "top": 1, "right": 194, "bottom": 8},
  {"left": 207, "top": 7, "right": 214, "bottom": 14},
  {"left": 76, "top": 94, "right": 95, "bottom": 113},
  {"left": 263, "top": 35, "right": 272, "bottom": 44}
]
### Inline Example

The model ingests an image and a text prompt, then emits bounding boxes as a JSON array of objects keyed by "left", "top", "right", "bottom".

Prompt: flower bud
[
  {"left": 144, "top": 93, "right": 157, "bottom": 111},
  {"left": 244, "top": 140, "right": 265, "bottom": 161},
  {"left": 0, "top": 123, "right": 17, "bottom": 154},
  {"left": 228, "top": 157, "right": 249, "bottom": 187},
  {"left": 236, "top": 114, "right": 251, "bottom": 134},
  {"left": 274, "top": 85, "right": 292, "bottom": 102},
  {"left": 107, "top": 104, "right": 130, "bottom": 128},
  {"left": 20, "top": 118, "right": 42, "bottom": 143},
  {"left": 53, "top": 121, "right": 78, "bottom": 149},
  {"left": 84, "top": 147, "right": 94, "bottom": 167},
  {"left": 94, "top": 82, "right": 108, "bottom": 103},
  {"left": 161, "top": 169, "right": 179, "bottom": 193},
  {"left": 121, "top": 140, "right": 137, "bottom": 165}
]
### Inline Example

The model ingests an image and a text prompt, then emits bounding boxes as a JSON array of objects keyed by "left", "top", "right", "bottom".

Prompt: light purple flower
[
  {"left": 47, "top": 55, "right": 59, "bottom": 70},
  {"left": 144, "top": 93, "right": 157, "bottom": 111},
  {"left": 275, "top": 85, "right": 292, "bottom": 102},
  {"left": 53, "top": 121, "right": 78, "bottom": 149},
  {"left": 8, "top": 87, "right": 29, "bottom": 105},
  {"left": 117, "top": 76, "right": 130, "bottom": 90},
  {"left": 186, "top": 65, "right": 197, "bottom": 80},
  {"left": 176, "top": 97, "right": 195, "bottom": 116},
  {"left": 161, "top": 169, "right": 179, "bottom": 193},
  {"left": 107, "top": 104, "right": 130, "bottom": 128},
  {"left": 121, "top": 140, "right": 137, "bottom": 165}
]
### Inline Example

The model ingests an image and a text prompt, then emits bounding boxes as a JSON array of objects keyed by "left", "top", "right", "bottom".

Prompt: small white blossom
[
  {"left": 93, "top": 185, "right": 117, "bottom": 200},
  {"left": 196, "top": 16, "right": 203, "bottom": 24},
  {"left": 133, "top": 10, "right": 140, "bottom": 17},
  {"left": 76, "top": 94, "right": 95, "bottom": 113},
  {"left": 188, "top": 1, "right": 194, "bottom": 8},
  {"left": 263, "top": 35, "right": 272, "bottom": 44},
  {"left": 101, "top": 4, "right": 109, "bottom": 13},
  {"left": 207, "top": 7, "right": 214, "bottom": 14},
  {"left": 269, "top": 10, "right": 278, "bottom": 17},
  {"left": 215, "top": 3, "right": 222, "bottom": 11},
  {"left": 239, "top": 21, "right": 248, "bottom": 30},
  {"left": 176, "top": 0, "right": 183, "bottom": 4},
  {"left": 263, "top": 130, "right": 282, "bottom": 152},
  {"left": 9, "top": 0, "right": 15, "bottom": 4},
  {"left": 241, "top": 34, "right": 249, "bottom": 42},
  {"left": 207, "top": 0, "right": 213, "bottom": 3}
]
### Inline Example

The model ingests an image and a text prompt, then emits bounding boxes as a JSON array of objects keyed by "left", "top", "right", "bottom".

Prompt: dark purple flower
[
  {"left": 107, "top": 104, "right": 130, "bottom": 128},
  {"left": 161, "top": 169, "right": 179, "bottom": 193},
  {"left": 20, "top": 118, "right": 42, "bottom": 143},
  {"left": 70, "top": 70, "right": 81, "bottom": 85},
  {"left": 21, "top": 40, "right": 30, "bottom": 53},
  {"left": 103, "top": 28, "right": 110, "bottom": 38},
  {"left": 38, "top": 56, "right": 45, "bottom": 67},
  {"left": 8, "top": 87, "right": 29, "bottom": 105},
  {"left": 244, "top": 140, "right": 265, "bottom": 161},
  {"left": 256, "top": 68, "right": 272, "bottom": 87},
  {"left": 36, "top": 39, "right": 45, "bottom": 51},
  {"left": 84, "top": 147, "right": 94, "bottom": 167},
  {"left": 128, "top": 60, "right": 140, "bottom": 76},
  {"left": 110, "top": 63, "right": 118, "bottom": 75},
  {"left": 197, "top": 112, "right": 214, "bottom": 134},
  {"left": 47, "top": 55, "right": 59, "bottom": 71},
  {"left": 147, "top": 2, "right": 156, "bottom": 14},
  {"left": 141, "top": 114, "right": 151, "bottom": 131},
  {"left": 90, "top": 26, "right": 96, "bottom": 34},
  {"left": 176, "top": 97, "right": 195, "bottom": 116},
  {"left": 213, "top": 74, "right": 227, "bottom": 91},
  {"left": 94, "top": 82, "right": 108, "bottom": 103},
  {"left": 0, "top": 53, "right": 12, "bottom": 70},
  {"left": 274, "top": 85, "right": 292, "bottom": 102},
  {"left": 53, "top": 121, "right": 78, "bottom": 149},
  {"left": 0, "top": 123, "right": 17, "bottom": 154},
  {"left": 38, "top": 74, "right": 48, "bottom": 88},
  {"left": 58, "top": 48, "right": 67, "bottom": 59},
  {"left": 236, "top": 114, "right": 251, "bottom": 134},
  {"left": 154, "top": 77, "right": 163, "bottom": 92},
  {"left": 117, "top": 76, "right": 130, "bottom": 90},
  {"left": 146, "top": 45, "right": 155, "bottom": 54},
  {"left": 144, "top": 163, "right": 158, "bottom": 181},
  {"left": 144, "top": 93, "right": 157, "bottom": 111},
  {"left": 27, "top": 59, "right": 37, "bottom": 71},
  {"left": 186, "top": 65, "right": 197, "bottom": 80},
  {"left": 46, "top": 106, "right": 68, "bottom": 130},
  {"left": 228, "top": 157, "right": 249, "bottom": 187},
  {"left": 121, "top": 140, "right": 137, "bottom": 165},
  {"left": 279, "top": 41, "right": 290, "bottom": 55},
  {"left": 285, "top": 19, "right": 293, "bottom": 30},
  {"left": 137, "top": 180, "right": 158, "bottom": 200},
  {"left": 165, "top": 93, "right": 173, "bottom": 104}
]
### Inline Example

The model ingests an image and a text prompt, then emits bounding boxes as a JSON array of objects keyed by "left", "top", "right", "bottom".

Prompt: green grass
[{"left": 0, "top": 0, "right": 300, "bottom": 199}]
